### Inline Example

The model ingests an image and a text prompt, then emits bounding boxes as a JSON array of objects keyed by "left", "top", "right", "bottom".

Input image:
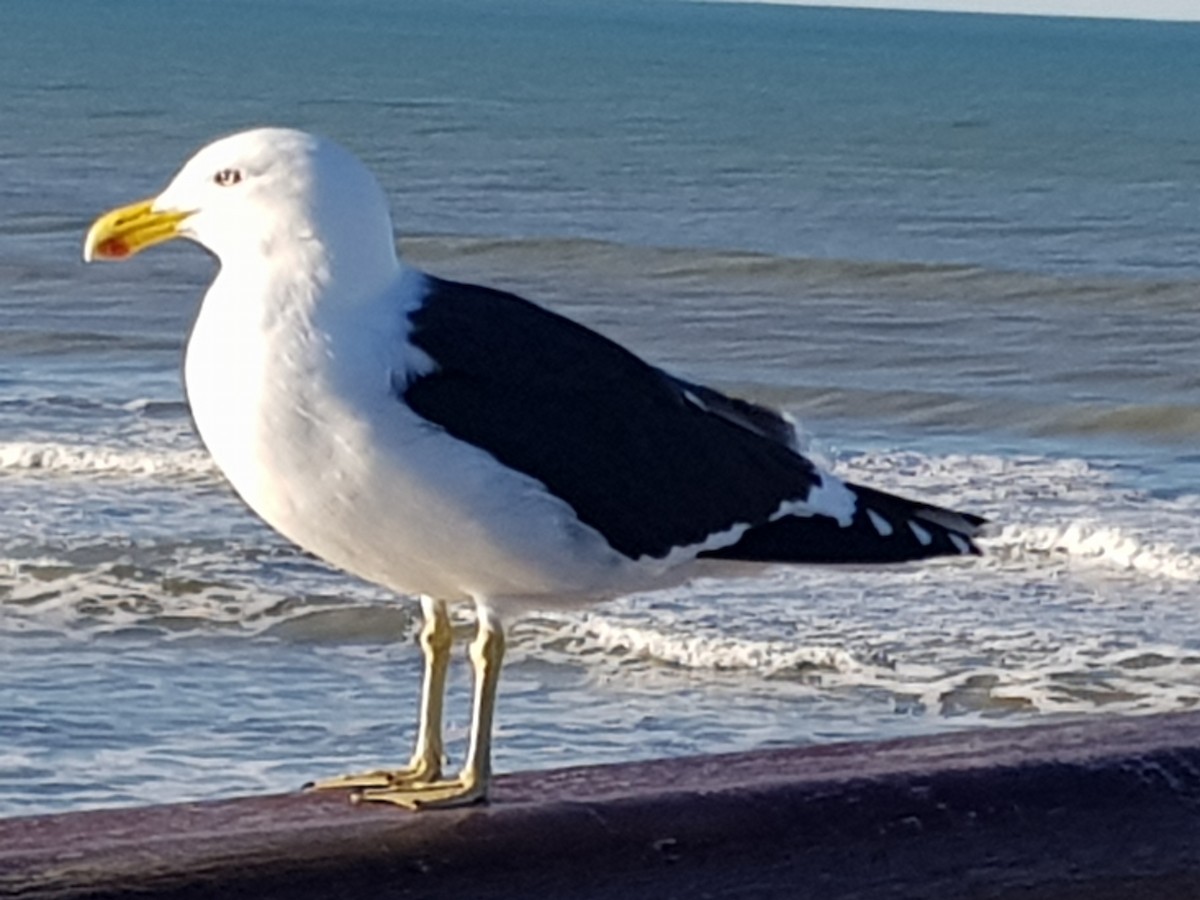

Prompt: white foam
[
  {"left": 0, "top": 546, "right": 407, "bottom": 640},
  {"left": 0, "top": 441, "right": 218, "bottom": 480},
  {"left": 996, "top": 521, "right": 1199, "bottom": 581},
  {"left": 528, "top": 611, "right": 864, "bottom": 675}
]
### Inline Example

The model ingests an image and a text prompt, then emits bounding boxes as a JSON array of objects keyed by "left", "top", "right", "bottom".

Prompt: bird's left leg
[
  {"left": 307, "top": 596, "right": 452, "bottom": 791},
  {"left": 355, "top": 602, "right": 506, "bottom": 809}
]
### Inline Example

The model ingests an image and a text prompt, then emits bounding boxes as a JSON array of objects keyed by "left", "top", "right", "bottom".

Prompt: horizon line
[{"left": 700, "top": 1, "right": 1200, "bottom": 24}]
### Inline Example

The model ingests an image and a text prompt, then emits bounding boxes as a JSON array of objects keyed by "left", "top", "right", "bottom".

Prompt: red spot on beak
[{"left": 98, "top": 237, "right": 130, "bottom": 259}]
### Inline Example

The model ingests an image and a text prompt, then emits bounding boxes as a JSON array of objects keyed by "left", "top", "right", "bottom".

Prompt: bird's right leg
[{"left": 307, "top": 595, "right": 451, "bottom": 791}]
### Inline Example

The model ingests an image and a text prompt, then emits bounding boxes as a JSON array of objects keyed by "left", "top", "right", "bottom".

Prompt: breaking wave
[
  {"left": 995, "top": 521, "right": 1200, "bottom": 582},
  {"left": 0, "top": 441, "right": 217, "bottom": 481}
]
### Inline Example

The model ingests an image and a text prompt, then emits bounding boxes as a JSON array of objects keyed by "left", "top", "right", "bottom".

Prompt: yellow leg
[
  {"left": 356, "top": 603, "right": 506, "bottom": 809},
  {"left": 307, "top": 596, "right": 452, "bottom": 791}
]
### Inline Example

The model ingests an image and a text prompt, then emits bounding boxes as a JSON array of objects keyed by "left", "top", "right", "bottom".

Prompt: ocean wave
[
  {"left": 524, "top": 612, "right": 865, "bottom": 676},
  {"left": 4, "top": 447, "right": 1198, "bottom": 638},
  {"left": 840, "top": 451, "right": 1200, "bottom": 581},
  {"left": 0, "top": 441, "right": 217, "bottom": 480},
  {"left": 992, "top": 522, "right": 1199, "bottom": 581},
  {"left": 766, "top": 386, "right": 1200, "bottom": 442},
  {"left": 2, "top": 434, "right": 1197, "bottom": 756},
  {"left": 1, "top": 544, "right": 403, "bottom": 640},
  {"left": 1032, "top": 404, "right": 1200, "bottom": 440},
  {"left": 509, "top": 603, "right": 1200, "bottom": 723},
  {"left": 405, "top": 232, "right": 997, "bottom": 293},
  {"left": 403, "top": 233, "right": 1200, "bottom": 308}
]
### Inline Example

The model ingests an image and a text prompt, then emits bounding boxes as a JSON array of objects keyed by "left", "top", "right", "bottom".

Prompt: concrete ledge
[{"left": 3, "top": 711, "right": 1199, "bottom": 899}]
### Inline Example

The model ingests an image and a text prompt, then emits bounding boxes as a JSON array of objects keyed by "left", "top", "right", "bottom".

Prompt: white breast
[{"left": 183, "top": 267, "right": 650, "bottom": 607}]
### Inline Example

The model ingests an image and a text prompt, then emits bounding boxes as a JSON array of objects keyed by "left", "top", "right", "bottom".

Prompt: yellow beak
[{"left": 83, "top": 198, "right": 191, "bottom": 262}]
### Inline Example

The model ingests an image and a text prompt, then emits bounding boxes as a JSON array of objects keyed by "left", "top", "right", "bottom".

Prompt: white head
[{"left": 84, "top": 128, "right": 399, "bottom": 283}]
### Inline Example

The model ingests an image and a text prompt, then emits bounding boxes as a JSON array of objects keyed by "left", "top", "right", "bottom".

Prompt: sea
[{"left": 3, "top": 0, "right": 1200, "bottom": 816}]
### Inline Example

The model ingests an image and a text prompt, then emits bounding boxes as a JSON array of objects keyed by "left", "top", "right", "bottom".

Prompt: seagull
[{"left": 84, "top": 128, "right": 985, "bottom": 810}]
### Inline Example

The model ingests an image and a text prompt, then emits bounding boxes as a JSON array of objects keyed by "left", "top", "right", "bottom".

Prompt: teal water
[{"left": 2, "top": 0, "right": 1200, "bottom": 815}]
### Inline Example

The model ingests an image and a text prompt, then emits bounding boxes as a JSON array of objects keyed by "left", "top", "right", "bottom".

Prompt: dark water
[{"left": 2, "top": 0, "right": 1199, "bottom": 814}]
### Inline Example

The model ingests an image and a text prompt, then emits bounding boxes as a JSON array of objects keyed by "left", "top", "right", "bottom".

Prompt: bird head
[{"left": 84, "top": 127, "right": 397, "bottom": 276}]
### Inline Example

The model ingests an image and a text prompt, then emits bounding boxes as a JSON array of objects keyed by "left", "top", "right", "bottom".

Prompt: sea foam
[{"left": 0, "top": 441, "right": 217, "bottom": 480}]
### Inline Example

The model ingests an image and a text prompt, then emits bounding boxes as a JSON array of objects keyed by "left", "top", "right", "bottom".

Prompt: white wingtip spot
[
  {"left": 908, "top": 521, "right": 933, "bottom": 546},
  {"left": 866, "top": 509, "right": 894, "bottom": 537},
  {"left": 948, "top": 533, "right": 971, "bottom": 555}
]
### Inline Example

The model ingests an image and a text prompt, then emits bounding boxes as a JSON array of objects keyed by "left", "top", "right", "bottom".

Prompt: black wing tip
[{"left": 703, "top": 484, "right": 988, "bottom": 566}]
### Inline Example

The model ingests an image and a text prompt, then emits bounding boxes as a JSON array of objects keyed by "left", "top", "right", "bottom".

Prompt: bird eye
[{"left": 213, "top": 168, "right": 243, "bottom": 187}]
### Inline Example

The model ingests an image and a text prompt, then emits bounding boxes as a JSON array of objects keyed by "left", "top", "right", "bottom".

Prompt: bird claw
[
  {"left": 305, "top": 757, "right": 442, "bottom": 792},
  {"left": 351, "top": 773, "right": 488, "bottom": 810}
]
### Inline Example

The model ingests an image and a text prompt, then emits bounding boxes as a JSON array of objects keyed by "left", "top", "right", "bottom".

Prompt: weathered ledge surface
[{"left": 2, "top": 711, "right": 1199, "bottom": 900}]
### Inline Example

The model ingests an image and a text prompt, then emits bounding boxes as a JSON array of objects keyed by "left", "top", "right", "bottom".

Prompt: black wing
[
  {"left": 401, "top": 276, "right": 820, "bottom": 561},
  {"left": 401, "top": 275, "right": 985, "bottom": 564}
]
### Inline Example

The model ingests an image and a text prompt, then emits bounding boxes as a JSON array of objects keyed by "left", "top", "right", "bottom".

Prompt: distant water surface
[{"left": 2, "top": 0, "right": 1199, "bottom": 814}]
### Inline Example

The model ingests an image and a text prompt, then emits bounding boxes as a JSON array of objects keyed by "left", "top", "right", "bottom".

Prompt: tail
[{"left": 701, "top": 482, "right": 986, "bottom": 565}]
